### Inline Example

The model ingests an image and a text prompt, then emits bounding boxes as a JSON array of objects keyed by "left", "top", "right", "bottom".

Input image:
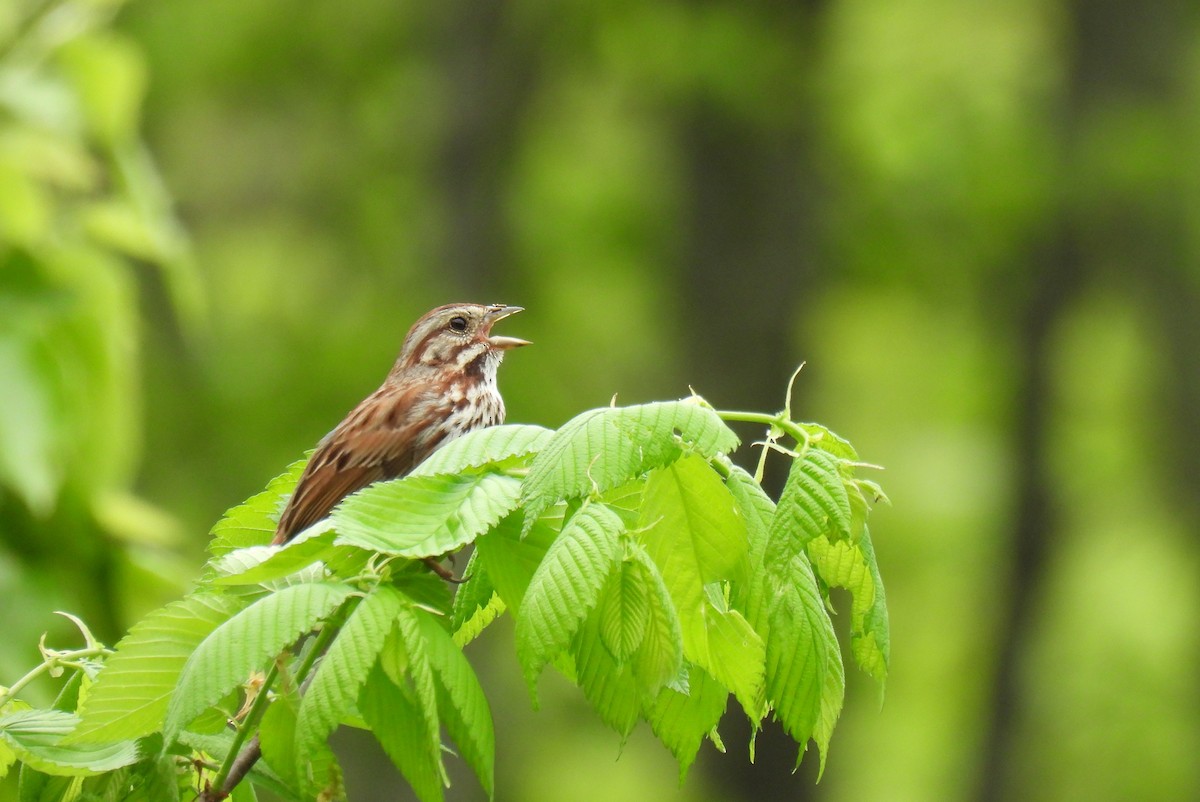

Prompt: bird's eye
[{"left": 449, "top": 316, "right": 468, "bottom": 332}]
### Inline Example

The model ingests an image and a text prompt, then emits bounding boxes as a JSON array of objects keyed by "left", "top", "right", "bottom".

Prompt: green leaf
[
  {"left": 0, "top": 339, "right": 60, "bottom": 514},
  {"left": 453, "top": 592, "right": 504, "bottom": 649},
  {"left": 808, "top": 528, "right": 890, "bottom": 688},
  {"left": 764, "top": 448, "right": 852, "bottom": 573},
  {"left": 796, "top": 422, "right": 859, "bottom": 461},
  {"left": 0, "top": 710, "right": 138, "bottom": 776},
  {"left": 57, "top": 33, "right": 146, "bottom": 146},
  {"left": 412, "top": 609, "right": 495, "bottom": 798},
  {"left": 164, "top": 582, "right": 354, "bottom": 740},
  {"left": 764, "top": 553, "right": 842, "bottom": 769},
  {"left": 521, "top": 399, "right": 740, "bottom": 527},
  {"left": 295, "top": 587, "right": 402, "bottom": 788},
  {"left": 208, "top": 458, "right": 308, "bottom": 557},
  {"left": 515, "top": 503, "right": 624, "bottom": 692},
  {"left": 409, "top": 424, "right": 552, "bottom": 477},
  {"left": 211, "top": 522, "right": 337, "bottom": 586},
  {"left": 71, "top": 593, "right": 245, "bottom": 743},
  {"left": 641, "top": 454, "right": 747, "bottom": 582},
  {"left": 703, "top": 607, "right": 765, "bottom": 720},
  {"left": 812, "top": 630, "right": 847, "bottom": 780},
  {"left": 724, "top": 465, "right": 775, "bottom": 574},
  {"left": 393, "top": 566, "right": 453, "bottom": 617},
  {"left": 258, "top": 688, "right": 299, "bottom": 789},
  {"left": 572, "top": 605, "right": 641, "bottom": 737},
  {"left": 596, "top": 557, "right": 648, "bottom": 664},
  {"left": 646, "top": 667, "right": 728, "bottom": 782},
  {"left": 599, "top": 480, "right": 645, "bottom": 529},
  {"left": 261, "top": 681, "right": 344, "bottom": 800},
  {"left": 360, "top": 667, "right": 444, "bottom": 802},
  {"left": 724, "top": 465, "right": 777, "bottom": 635},
  {"left": 177, "top": 730, "right": 296, "bottom": 801},
  {"left": 854, "top": 528, "right": 890, "bottom": 687},
  {"left": 394, "top": 607, "right": 448, "bottom": 789},
  {"left": 474, "top": 508, "right": 562, "bottom": 612},
  {"left": 115, "top": 744, "right": 184, "bottom": 802},
  {"left": 0, "top": 739, "right": 15, "bottom": 780},
  {"left": 627, "top": 546, "right": 683, "bottom": 699},
  {"left": 638, "top": 455, "right": 747, "bottom": 661},
  {"left": 333, "top": 472, "right": 521, "bottom": 557},
  {"left": 450, "top": 553, "right": 505, "bottom": 647},
  {"left": 16, "top": 767, "right": 82, "bottom": 801}
]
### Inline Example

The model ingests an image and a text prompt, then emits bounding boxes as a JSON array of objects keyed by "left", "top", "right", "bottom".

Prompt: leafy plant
[{"left": 0, "top": 385, "right": 889, "bottom": 801}]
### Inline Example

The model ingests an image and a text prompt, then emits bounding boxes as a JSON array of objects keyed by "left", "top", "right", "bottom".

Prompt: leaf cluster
[{"left": 1, "top": 395, "right": 889, "bottom": 800}]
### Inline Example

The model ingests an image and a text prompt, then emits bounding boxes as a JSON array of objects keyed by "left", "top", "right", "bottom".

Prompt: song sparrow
[{"left": 271, "top": 302, "right": 529, "bottom": 546}]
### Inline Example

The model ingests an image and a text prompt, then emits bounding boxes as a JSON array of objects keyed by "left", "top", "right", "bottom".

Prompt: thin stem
[
  {"left": 206, "top": 594, "right": 363, "bottom": 801},
  {"left": 715, "top": 410, "right": 811, "bottom": 450},
  {"left": 209, "top": 662, "right": 279, "bottom": 796},
  {"left": 0, "top": 647, "right": 107, "bottom": 709},
  {"left": 708, "top": 454, "right": 733, "bottom": 479}
]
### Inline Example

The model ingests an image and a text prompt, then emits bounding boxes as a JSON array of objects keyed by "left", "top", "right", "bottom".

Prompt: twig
[{"left": 197, "top": 736, "right": 262, "bottom": 802}]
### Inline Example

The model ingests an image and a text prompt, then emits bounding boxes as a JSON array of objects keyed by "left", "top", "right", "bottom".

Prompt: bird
[{"left": 270, "top": 303, "right": 529, "bottom": 554}]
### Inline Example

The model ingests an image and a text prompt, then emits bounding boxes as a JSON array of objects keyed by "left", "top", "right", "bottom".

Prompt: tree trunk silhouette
[
  {"left": 975, "top": 235, "right": 1081, "bottom": 802},
  {"left": 677, "top": 2, "right": 830, "bottom": 796},
  {"left": 434, "top": 1, "right": 538, "bottom": 299},
  {"left": 975, "top": 0, "right": 1191, "bottom": 798}
]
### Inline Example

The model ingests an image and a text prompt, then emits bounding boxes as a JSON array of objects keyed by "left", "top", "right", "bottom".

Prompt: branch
[{"left": 198, "top": 737, "right": 262, "bottom": 802}]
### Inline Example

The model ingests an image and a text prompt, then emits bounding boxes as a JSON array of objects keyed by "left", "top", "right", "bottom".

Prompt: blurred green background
[{"left": 3, "top": 0, "right": 1199, "bottom": 800}]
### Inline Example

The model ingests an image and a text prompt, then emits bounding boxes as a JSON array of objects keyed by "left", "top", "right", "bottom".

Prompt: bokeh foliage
[
  {"left": 0, "top": 0, "right": 198, "bottom": 668},
  {"left": 3, "top": 0, "right": 1200, "bottom": 800}
]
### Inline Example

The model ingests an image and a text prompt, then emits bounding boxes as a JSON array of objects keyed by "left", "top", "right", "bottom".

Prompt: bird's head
[{"left": 396, "top": 303, "right": 530, "bottom": 376}]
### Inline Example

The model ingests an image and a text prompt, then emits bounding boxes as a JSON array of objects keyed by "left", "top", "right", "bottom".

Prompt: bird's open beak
[{"left": 486, "top": 305, "right": 531, "bottom": 350}]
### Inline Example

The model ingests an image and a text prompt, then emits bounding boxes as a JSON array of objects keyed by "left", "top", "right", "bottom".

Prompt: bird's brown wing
[
  {"left": 271, "top": 385, "right": 451, "bottom": 544},
  {"left": 272, "top": 452, "right": 382, "bottom": 544}
]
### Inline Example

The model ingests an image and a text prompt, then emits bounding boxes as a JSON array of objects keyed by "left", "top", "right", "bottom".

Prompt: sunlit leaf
[
  {"left": 0, "top": 709, "right": 138, "bottom": 776},
  {"left": 164, "top": 582, "right": 354, "bottom": 740},
  {"left": 412, "top": 608, "right": 495, "bottom": 798},
  {"left": 812, "top": 629, "right": 846, "bottom": 780},
  {"left": 645, "top": 667, "right": 728, "bottom": 782},
  {"left": 359, "top": 666, "right": 443, "bottom": 802},
  {"left": 638, "top": 455, "right": 747, "bottom": 660},
  {"left": 764, "top": 447, "right": 852, "bottom": 573},
  {"left": 72, "top": 593, "right": 245, "bottom": 744},
  {"left": 394, "top": 606, "right": 448, "bottom": 789},
  {"left": 703, "top": 607, "right": 765, "bottom": 719},
  {"left": 796, "top": 422, "right": 858, "bottom": 461},
  {"left": 572, "top": 605, "right": 641, "bottom": 737},
  {"left": 211, "top": 522, "right": 337, "bottom": 586},
  {"left": 410, "top": 424, "right": 552, "bottom": 477},
  {"left": 808, "top": 528, "right": 890, "bottom": 688},
  {"left": 258, "top": 684, "right": 300, "bottom": 789},
  {"left": 333, "top": 472, "right": 521, "bottom": 557},
  {"left": 627, "top": 546, "right": 683, "bottom": 698},
  {"left": 516, "top": 503, "right": 623, "bottom": 692},
  {"left": 450, "top": 553, "right": 505, "bottom": 647},
  {"left": 597, "top": 558, "right": 649, "bottom": 663},
  {"left": 724, "top": 464, "right": 776, "bottom": 634},
  {"left": 475, "top": 508, "right": 562, "bottom": 612},
  {"left": 208, "top": 458, "right": 308, "bottom": 557},
  {"left": 764, "top": 553, "right": 841, "bottom": 769},
  {"left": 521, "top": 399, "right": 740, "bottom": 527},
  {"left": 295, "top": 588, "right": 402, "bottom": 789}
]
